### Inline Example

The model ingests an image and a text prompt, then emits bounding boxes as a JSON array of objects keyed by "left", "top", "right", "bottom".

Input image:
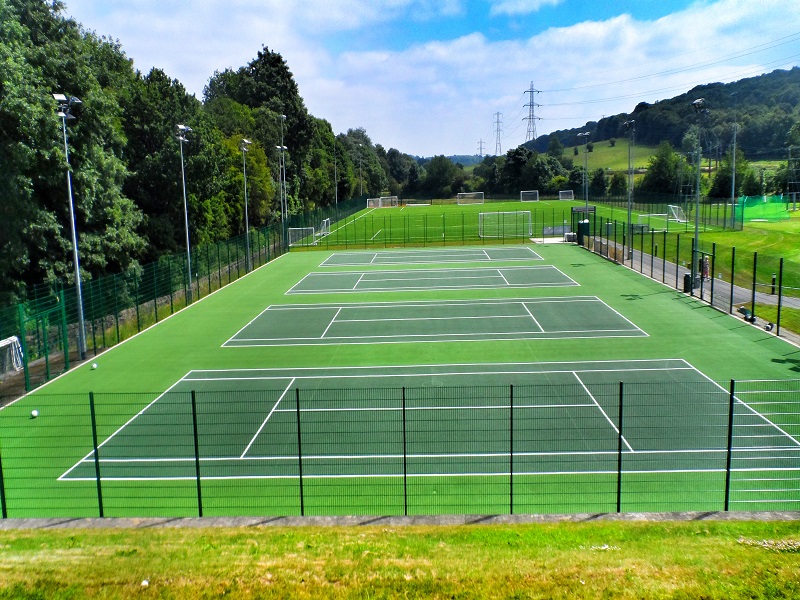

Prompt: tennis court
[
  {"left": 58, "top": 359, "right": 797, "bottom": 485},
  {"left": 287, "top": 265, "right": 576, "bottom": 294},
  {"left": 223, "top": 296, "right": 645, "bottom": 346},
  {"left": 320, "top": 246, "right": 542, "bottom": 267}
]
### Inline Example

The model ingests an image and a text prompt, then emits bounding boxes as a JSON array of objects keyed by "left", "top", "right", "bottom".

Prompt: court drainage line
[
  {"left": 320, "top": 308, "right": 343, "bottom": 339},
  {"left": 572, "top": 372, "right": 634, "bottom": 452},
  {"left": 240, "top": 378, "right": 295, "bottom": 458}
]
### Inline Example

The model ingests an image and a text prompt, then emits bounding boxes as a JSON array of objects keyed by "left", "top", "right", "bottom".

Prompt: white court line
[
  {"left": 59, "top": 376, "right": 189, "bottom": 480},
  {"left": 519, "top": 301, "right": 544, "bottom": 332},
  {"left": 496, "top": 268, "right": 511, "bottom": 286},
  {"left": 573, "top": 372, "right": 634, "bottom": 452},
  {"left": 320, "top": 308, "right": 343, "bottom": 338},
  {"left": 240, "top": 378, "right": 295, "bottom": 458},
  {"left": 370, "top": 229, "right": 382, "bottom": 241},
  {"left": 352, "top": 273, "right": 365, "bottom": 290}
]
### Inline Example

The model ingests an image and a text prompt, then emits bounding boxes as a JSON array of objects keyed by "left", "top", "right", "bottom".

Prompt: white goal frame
[
  {"left": 456, "top": 192, "right": 485, "bottom": 205},
  {"left": 520, "top": 190, "right": 539, "bottom": 202},
  {"left": 0, "top": 336, "right": 23, "bottom": 375},
  {"left": 667, "top": 205, "right": 688, "bottom": 223},
  {"left": 367, "top": 196, "right": 399, "bottom": 208},
  {"left": 288, "top": 227, "right": 316, "bottom": 247},
  {"left": 478, "top": 211, "right": 533, "bottom": 238},
  {"left": 558, "top": 190, "right": 575, "bottom": 200},
  {"left": 317, "top": 218, "right": 331, "bottom": 237}
]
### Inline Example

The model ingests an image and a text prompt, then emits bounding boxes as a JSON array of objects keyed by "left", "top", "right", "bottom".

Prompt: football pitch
[{"left": 2, "top": 243, "right": 799, "bottom": 518}]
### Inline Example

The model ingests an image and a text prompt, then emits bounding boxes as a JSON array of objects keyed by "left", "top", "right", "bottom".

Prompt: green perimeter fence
[
  {"left": 576, "top": 214, "right": 799, "bottom": 338},
  {"left": 0, "top": 196, "right": 371, "bottom": 401},
  {"left": 0, "top": 380, "right": 798, "bottom": 518}
]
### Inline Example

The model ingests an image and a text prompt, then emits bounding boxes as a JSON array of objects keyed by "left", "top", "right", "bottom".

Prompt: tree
[
  {"left": 640, "top": 141, "right": 685, "bottom": 194},
  {"left": 589, "top": 168, "right": 608, "bottom": 197},
  {"left": 709, "top": 148, "right": 750, "bottom": 198},
  {"left": 608, "top": 172, "right": 627, "bottom": 196},
  {"left": 546, "top": 136, "right": 564, "bottom": 159}
]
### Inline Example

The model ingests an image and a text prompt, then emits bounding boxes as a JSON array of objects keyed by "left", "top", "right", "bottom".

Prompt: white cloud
[
  {"left": 64, "top": 0, "right": 800, "bottom": 156},
  {"left": 488, "top": 0, "right": 563, "bottom": 17}
]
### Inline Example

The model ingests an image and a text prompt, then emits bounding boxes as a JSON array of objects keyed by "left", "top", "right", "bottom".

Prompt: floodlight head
[
  {"left": 280, "top": 114, "right": 287, "bottom": 120},
  {"left": 68, "top": 96, "right": 82, "bottom": 107},
  {"left": 276, "top": 145, "right": 287, "bottom": 151},
  {"left": 691, "top": 98, "right": 705, "bottom": 112},
  {"left": 176, "top": 124, "right": 192, "bottom": 132},
  {"left": 53, "top": 93, "right": 68, "bottom": 102},
  {"left": 241, "top": 139, "right": 252, "bottom": 151}
]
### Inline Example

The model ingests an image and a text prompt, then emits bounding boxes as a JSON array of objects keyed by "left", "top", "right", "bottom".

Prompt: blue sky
[{"left": 64, "top": 0, "right": 800, "bottom": 157}]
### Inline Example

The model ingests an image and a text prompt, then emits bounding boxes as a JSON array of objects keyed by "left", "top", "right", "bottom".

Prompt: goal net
[
  {"left": 367, "top": 196, "right": 399, "bottom": 208},
  {"left": 317, "top": 218, "right": 331, "bottom": 237},
  {"left": 288, "top": 227, "right": 316, "bottom": 247},
  {"left": 558, "top": 190, "right": 575, "bottom": 200},
  {"left": 637, "top": 213, "right": 669, "bottom": 231},
  {"left": 0, "top": 336, "right": 23, "bottom": 376},
  {"left": 668, "top": 205, "right": 688, "bottom": 223},
  {"left": 478, "top": 211, "right": 533, "bottom": 238},
  {"left": 456, "top": 192, "right": 484, "bottom": 205},
  {"left": 520, "top": 190, "right": 539, "bottom": 202}
]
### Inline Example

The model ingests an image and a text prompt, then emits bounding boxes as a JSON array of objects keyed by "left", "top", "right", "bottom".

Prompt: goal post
[
  {"left": 558, "top": 190, "right": 575, "bottom": 200},
  {"left": 288, "top": 227, "right": 316, "bottom": 247},
  {"left": 317, "top": 218, "right": 331, "bottom": 237},
  {"left": 667, "top": 205, "right": 688, "bottom": 223},
  {"left": 367, "top": 196, "right": 399, "bottom": 208},
  {"left": 520, "top": 190, "right": 539, "bottom": 202},
  {"left": 0, "top": 336, "right": 24, "bottom": 376},
  {"left": 456, "top": 192, "right": 484, "bottom": 205},
  {"left": 478, "top": 211, "right": 533, "bottom": 238}
]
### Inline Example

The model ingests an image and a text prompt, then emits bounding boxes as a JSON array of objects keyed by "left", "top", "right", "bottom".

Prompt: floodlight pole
[
  {"left": 624, "top": 120, "right": 635, "bottom": 259},
  {"left": 691, "top": 99, "right": 707, "bottom": 290},
  {"left": 54, "top": 93, "right": 86, "bottom": 360},
  {"left": 357, "top": 143, "right": 363, "bottom": 196},
  {"left": 177, "top": 124, "right": 193, "bottom": 304},
  {"left": 241, "top": 138, "right": 252, "bottom": 272},
  {"left": 577, "top": 132, "right": 590, "bottom": 214}
]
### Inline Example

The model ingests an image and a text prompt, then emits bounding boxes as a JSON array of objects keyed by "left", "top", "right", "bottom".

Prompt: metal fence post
[
  {"left": 724, "top": 380, "right": 736, "bottom": 511},
  {"left": 710, "top": 243, "right": 716, "bottom": 305},
  {"left": 776, "top": 258, "right": 784, "bottom": 336},
  {"left": 729, "top": 247, "right": 736, "bottom": 314},
  {"left": 509, "top": 384, "right": 514, "bottom": 515},
  {"left": 675, "top": 234, "right": 681, "bottom": 289},
  {"left": 402, "top": 386, "right": 408, "bottom": 517},
  {"left": 0, "top": 441, "right": 7, "bottom": 518},
  {"left": 750, "top": 252, "right": 758, "bottom": 319},
  {"left": 190, "top": 391, "right": 203, "bottom": 517},
  {"left": 88, "top": 392, "right": 104, "bottom": 518},
  {"left": 616, "top": 382, "right": 624, "bottom": 513},
  {"left": 295, "top": 388, "right": 305, "bottom": 517}
]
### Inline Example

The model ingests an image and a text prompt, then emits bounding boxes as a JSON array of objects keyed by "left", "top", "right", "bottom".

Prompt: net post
[
  {"left": 88, "top": 392, "right": 104, "bottom": 518},
  {"left": 190, "top": 391, "right": 203, "bottom": 517},
  {"left": 509, "top": 384, "right": 514, "bottom": 516},
  {"left": 675, "top": 234, "right": 681, "bottom": 290},
  {"left": 402, "top": 387, "right": 408, "bottom": 517},
  {"left": 662, "top": 230, "right": 667, "bottom": 283},
  {"left": 152, "top": 265, "right": 159, "bottom": 324},
  {"left": 616, "top": 382, "right": 624, "bottom": 513},
  {"left": 295, "top": 388, "right": 305, "bottom": 517},
  {"left": 724, "top": 380, "right": 736, "bottom": 511},
  {"left": 59, "top": 290, "right": 69, "bottom": 372}
]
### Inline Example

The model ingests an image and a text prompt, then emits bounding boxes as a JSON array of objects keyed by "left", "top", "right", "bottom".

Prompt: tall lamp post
[
  {"left": 623, "top": 120, "right": 635, "bottom": 260},
  {"left": 577, "top": 132, "right": 590, "bottom": 214},
  {"left": 54, "top": 93, "right": 86, "bottom": 360},
  {"left": 691, "top": 99, "right": 708, "bottom": 291},
  {"left": 176, "top": 124, "right": 193, "bottom": 303},
  {"left": 240, "top": 138, "right": 252, "bottom": 272},
  {"left": 357, "top": 143, "right": 363, "bottom": 196},
  {"left": 276, "top": 143, "right": 288, "bottom": 246}
]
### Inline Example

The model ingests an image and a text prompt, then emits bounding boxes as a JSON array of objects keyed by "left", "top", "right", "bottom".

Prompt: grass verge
[{"left": 1, "top": 520, "right": 799, "bottom": 599}]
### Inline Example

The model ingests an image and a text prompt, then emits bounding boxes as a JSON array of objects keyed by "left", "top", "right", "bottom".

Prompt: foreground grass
[{"left": 1, "top": 520, "right": 799, "bottom": 599}]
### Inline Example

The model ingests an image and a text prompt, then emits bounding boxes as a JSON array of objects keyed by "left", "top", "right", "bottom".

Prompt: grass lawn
[{"left": 1, "top": 520, "right": 799, "bottom": 599}]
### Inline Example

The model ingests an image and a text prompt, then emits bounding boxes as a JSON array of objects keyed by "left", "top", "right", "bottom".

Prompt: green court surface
[
  {"left": 2, "top": 241, "right": 799, "bottom": 517},
  {"left": 320, "top": 246, "right": 542, "bottom": 266},
  {"left": 224, "top": 297, "right": 644, "bottom": 346},
  {"left": 287, "top": 266, "right": 576, "bottom": 294}
]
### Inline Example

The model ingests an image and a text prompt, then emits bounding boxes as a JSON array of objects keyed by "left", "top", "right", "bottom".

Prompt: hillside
[{"left": 529, "top": 67, "right": 800, "bottom": 161}]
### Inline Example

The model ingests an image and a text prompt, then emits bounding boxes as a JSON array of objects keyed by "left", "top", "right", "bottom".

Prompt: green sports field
[{"left": 1, "top": 241, "right": 798, "bottom": 518}]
